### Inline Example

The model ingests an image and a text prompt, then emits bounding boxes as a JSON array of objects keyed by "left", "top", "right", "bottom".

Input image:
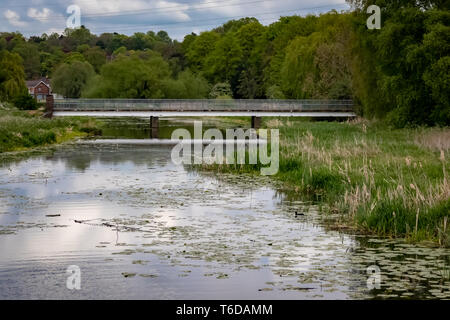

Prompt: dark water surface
[{"left": 0, "top": 119, "right": 448, "bottom": 299}]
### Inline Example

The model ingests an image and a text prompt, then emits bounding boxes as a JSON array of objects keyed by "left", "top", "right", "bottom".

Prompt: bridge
[{"left": 46, "top": 97, "right": 356, "bottom": 136}]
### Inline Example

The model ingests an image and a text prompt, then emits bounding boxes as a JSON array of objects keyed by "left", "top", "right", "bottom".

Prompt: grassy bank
[
  {"left": 204, "top": 118, "right": 450, "bottom": 246},
  {"left": 0, "top": 104, "right": 102, "bottom": 153}
]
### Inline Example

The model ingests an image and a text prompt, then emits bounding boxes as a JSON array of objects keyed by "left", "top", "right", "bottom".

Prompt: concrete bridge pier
[
  {"left": 251, "top": 116, "right": 262, "bottom": 129},
  {"left": 150, "top": 116, "right": 159, "bottom": 139}
]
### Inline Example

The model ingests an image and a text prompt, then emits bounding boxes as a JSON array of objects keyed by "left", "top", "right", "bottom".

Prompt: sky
[{"left": 0, "top": 0, "right": 349, "bottom": 40}]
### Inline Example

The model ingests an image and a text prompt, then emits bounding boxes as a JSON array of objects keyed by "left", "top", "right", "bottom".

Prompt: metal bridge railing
[{"left": 53, "top": 99, "right": 354, "bottom": 112}]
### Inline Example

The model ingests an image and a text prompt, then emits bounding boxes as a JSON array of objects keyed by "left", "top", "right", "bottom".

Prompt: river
[{"left": 0, "top": 119, "right": 448, "bottom": 299}]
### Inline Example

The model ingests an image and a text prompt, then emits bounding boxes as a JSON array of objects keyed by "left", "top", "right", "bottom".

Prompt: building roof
[{"left": 26, "top": 78, "right": 50, "bottom": 89}]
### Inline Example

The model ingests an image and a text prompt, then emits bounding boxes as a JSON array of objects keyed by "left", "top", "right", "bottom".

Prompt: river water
[{"left": 0, "top": 119, "right": 448, "bottom": 299}]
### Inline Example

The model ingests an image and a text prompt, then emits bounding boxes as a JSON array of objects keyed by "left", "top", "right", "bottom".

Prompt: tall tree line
[{"left": 0, "top": 1, "right": 448, "bottom": 126}]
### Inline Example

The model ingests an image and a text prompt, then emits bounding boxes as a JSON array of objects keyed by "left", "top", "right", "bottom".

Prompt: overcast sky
[{"left": 1, "top": 0, "right": 349, "bottom": 40}]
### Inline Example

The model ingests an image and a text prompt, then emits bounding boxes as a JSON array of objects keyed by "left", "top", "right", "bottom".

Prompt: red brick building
[{"left": 26, "top": 78, "right": 51, "bottom": 102}]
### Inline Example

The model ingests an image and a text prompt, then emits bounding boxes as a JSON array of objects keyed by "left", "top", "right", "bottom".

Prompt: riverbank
[
  {"left": 203, "top": 118, "right": 450, "bottom": 246},
  {"left": 0, "top": 106, "right": 102, "bottom": 153},
  {"left": 1, "top": 108, "right": 448, "bottom": 246}
]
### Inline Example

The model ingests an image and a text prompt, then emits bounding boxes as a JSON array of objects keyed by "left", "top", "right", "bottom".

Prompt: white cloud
[
  {"left": 74, "top": 0, "right": 163, "bottom": 15},
  {"left": 198, "top": 0, "right": 243, "bottom": 17},
  {"left": 155, "top": 1, "right": 191, "bottom": 22},
  {"left": 4, "top": 10, "right": 27, "bottom": 27},
  {"left": 27, "top": 8, "right": 52, "bottom": 22},
  {"left": 73, "top": 0, "right": 190, "bottom": 21},
  {"left": 0, "top": 0, "right": 349, "bottom": 38},
  {"left": 73, "top": 0, "right": 142, "bottom": 15}
]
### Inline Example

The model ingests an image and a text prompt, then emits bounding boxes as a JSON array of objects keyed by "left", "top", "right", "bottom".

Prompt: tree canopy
[
  {"left": 52, "top": 61, "right": 95, "bottom": 98},
  {"left": 0, "top": 50, "right": 26, "bottom": 101},
  {"left": 0, "top": 4, "right": 448, "bottom": 126}
]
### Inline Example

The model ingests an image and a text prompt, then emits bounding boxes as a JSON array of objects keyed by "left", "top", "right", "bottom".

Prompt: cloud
[
  {"left": 4, "top": 10, "right": 27, "bottom": 27},
  {"left": 73, "top": 0, "right": 183, "bottom": 15},
  {"left": 27, "top": 8, "right": 52, "bottom": 22},
  {"left": 198, "top": 0, "right": 244, "bottom": 17},
  {"left": 73, "top": 0, "right": 147, "bottom": 15},
  {"left": 0, "top": 0, "right": 349, "bottom": 39},
  {"left": 155, "top": 1, "right": 191, "bottom": 22},
  {"left": 73, "top": 0, "right": 191, "bottom": 22}
]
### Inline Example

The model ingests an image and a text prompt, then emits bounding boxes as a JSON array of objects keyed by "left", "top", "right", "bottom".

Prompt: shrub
[
  {"left": 210, "top": 83, "right": 233, "bottom": 99},
  {"left": 13, "top": 93, "right": 38, "bottom": 110}
]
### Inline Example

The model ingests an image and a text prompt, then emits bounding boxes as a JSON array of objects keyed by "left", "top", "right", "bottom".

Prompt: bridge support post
[
  {"left": 150, "top": 128, "right": 159, "bottom": 139},
  {"left": 150, "top": 116, "right": 159, "bottom": 139},
  {"left": 251, "top": 116, "right": 261, "bottom": 129},
  {"left": 150, "top": 116, "right": 159, "bottom": 128},
  {"left": 44, "top": 95, "right": 54, "bottom": 118}
]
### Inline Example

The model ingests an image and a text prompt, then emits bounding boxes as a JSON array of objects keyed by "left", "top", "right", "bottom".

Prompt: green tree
[
  {"left": 185, "top": 31, "right": 220, "bottom": 72},
  {"left": 0, "top": 38, "right": 7, "bottom": 51},
  {"left": 0, "top": 50, "right": 27, "bottom": 101},
  {"left": 13, "top": 93, "right": 38, "bottom": 110},
  {"left": 235, "top": 21, "right": 265, "bottom": 98},
  {"left": 61, "top": 26, "right": 94, "bottom": 51},
  {"left": 218, "top": 17, "right": 260, "bottom": 34},
  {"left": 127, "top": 32, "right": 151, "bottom": 51},
  {"left": 64, "top": 52, "right": 86, "bottom": 64},
  {"left": 1, "top": 32, "right": 25, "bottom": 51},
  {"left": 266, "top": 85, "right": 285, "bottom": 99},
  {"left": 52, "top": 61, "right": 95, "bottom": 98},
  {"left": 157, "top": 31, "right": 172, "bottom": 43},
  {"left": 423, "top": 56, "right": 450, "bottom": 125},
  {"left": 348, "top": 0, "right": 450, "bottom": 125},
  {"left": 280, "top": 34, "right": 320, "bottom": 99},
  {"left": 205, "top": 34, "right": 243, "bottom": 89},
  {"left": 83, "top": 52, "right": 170, "bottom": 98},
  {"left": 77, "top": 44, "right": 90, "bottom": 53},
  {"left": 262, "top": 15, "right": 318, "bottom": 90},
  {"left": 177, "top": 70, "right": 210, "bottom": 98},
  {"left": 83, "top": 46, "right": 107, "bottom": 73},
  {"left": 113, "top": 46, "right": 127, "bottom": 57},
  {"left": 40, "top": 48, "right": 65, "bottom": 77},
  {"left": 277, "top": 12, "right": 354, "bottom": 100},
  {"left": 13, "top": 43, "right": 41, "bottom": 79},
  {"left": 162, "top": 70, "right": 210, "bottom": 99},
  {"left": 238, "top": 66, "right": 261, "bottom": 99}
]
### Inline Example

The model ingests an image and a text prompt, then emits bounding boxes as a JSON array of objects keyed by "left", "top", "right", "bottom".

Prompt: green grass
[
  {"left": 0, "top": 108, "right": 102, "bottom": 153},
  {"left": 203, "top": 117, "right": 450, "bottom": 245}
]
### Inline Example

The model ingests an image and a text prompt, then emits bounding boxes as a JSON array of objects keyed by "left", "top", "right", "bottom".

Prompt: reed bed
[{"left": 206, "top": 118, "right": 450, "bottom": 245}]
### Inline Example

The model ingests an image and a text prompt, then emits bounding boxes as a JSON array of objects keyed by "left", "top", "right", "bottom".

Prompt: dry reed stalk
[{"left": 415, "top": 129, "right": 450, "bottom": 152}]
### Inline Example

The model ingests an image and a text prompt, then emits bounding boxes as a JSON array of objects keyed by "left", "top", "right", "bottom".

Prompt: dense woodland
[{"left": 0, "top": 0, "right": 448, "bottom": 126}]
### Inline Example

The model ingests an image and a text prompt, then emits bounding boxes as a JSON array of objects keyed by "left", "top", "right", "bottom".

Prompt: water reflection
[
  {"left": 0, "top": 140, "right": 448, "bottom": 299},
  {"left": 99, "top": 117, "right": 243, "bottom": 140}
]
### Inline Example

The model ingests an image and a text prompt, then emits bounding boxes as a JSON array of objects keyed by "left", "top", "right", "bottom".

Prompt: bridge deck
[
  {"left": 51, "top": 99, "right": 356, "bottom": 119},
  {"left": 53, "top": 111, "right": 355, "bottom": 118}
]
